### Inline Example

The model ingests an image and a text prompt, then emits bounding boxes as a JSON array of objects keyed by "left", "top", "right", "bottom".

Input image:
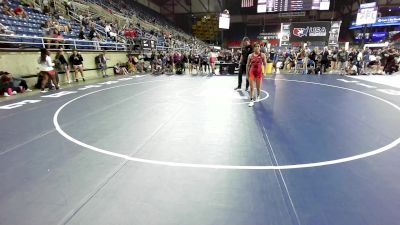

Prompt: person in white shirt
[
  {"left": 346, "top": 62, "right": 357, "bottom": 75},
  {"left": 38, "top": 48, "right": 59, "bottom": 93},
  {"left": 105, "top": 24, "right": 112, "bottom": 38}
]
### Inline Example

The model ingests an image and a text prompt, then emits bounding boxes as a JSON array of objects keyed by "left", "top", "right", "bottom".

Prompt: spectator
[
  {"left": 0, "top": 0, "right": 10, "bottom": 5},
  {"left": 69, "top": 49, "right": 85, "bottom": 82},
  {"left": 78, "top": 26, "right": 86, "bottom": 39},
  {"left": 337, "top": 48, "right": 348, "bottom": 75},
  {"left": 20, "top": 0, "right": 34, "bottom": 7},
  {"left": 320, "top": 47, "right": 329, "bottom": 73},
  {"left": 109, "top": 29, "right": 117, "bottom": 42},
  {"left": 88, "top": 27, "right": 101, "bottom": 50},
  {"left": 2, "top": 4, "right": 16, "bottom": 17},
  {"left": 0, "top": 71, "right": 30, "bottom": 97},
  {"left": 52, "top": 29, "right": 64, "bottom": 49},
  {"left": 384, "top": 48, "right": 398, "bottom": 75},
  {"left": 368, "top": 53, "right": 379, "bottom": 74},
  {"left": 38, "top": 48, "right": 59, "bottom": 93},
  {"left": 41, "top": 20, "right": 53, "bottom": 48},
  {"left": 1, "top": 72, "right": 18, "bottom": 97},
  {"left": 269, "top": 48, "right": 278, "bottom": 73},
  {"left": 88, "top": 27, "right": 96, "bottom": 40},
  {"left": 137, "top": 51, "right": 145, "bottom": 72},
  {"left": 54, "top": 21, "right": 70, "bottom": 33},
  {"left": 346, "top": 62, "right": 358, "bottom": 75},
  {"left": 284, "top": 51, "right": 295, "bottom": 71},
  {"left": 55, "top": 48, "right": 72, "bottom": 83},
  {"left": 42, "top": 3, "right": 50, "bottom": 15},
  {"left": 14, "top": 5, "right": 28, "bottom": 18},
  {"left": 82, "top": 16, "right": 90, "bottom": 30},
  {"left": 31, "top": 2, "right": 42, "bottom": 13},
  {"left": 92, "top": 35, "right": 101, "bottom": 50},
  {"left": 105, "top": 23, "right": 112, "bottom": 38},
  {"left": 362, "top": 48, "right": 370, "bottom": 73},
  {"left": 127, "top": 54, "right": 137, "bottom": 73},
  {"left": 114, "top": 63, "right": 129, "bottom": 75},
  {"left": 124, "top": 27, "right": 136, "bottom": 38},
  {"left": 95, "top": 50, "right": 109, "bottom": 77},
  {"left": 98, "top": 18, "right": 106, "bottom": 27},
  {"left": 63, "top": 0, "right": 74, "bottom": 16},
  {"left": 295, "top": 48, "right": 305, "bottom": 73}
]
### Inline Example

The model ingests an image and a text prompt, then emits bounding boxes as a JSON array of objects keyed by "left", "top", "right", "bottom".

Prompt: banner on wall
[
  {"left": 280, "top": 23, "right": 291, "bottom": 46},
  {"left": 328, "top": 21, "right": 341, "bottom": 46},
  {"left": 349, "top": 16, "right": 400, "bottom": 29},
  {"left": 289, "top": 21, "right": 331, "bottom": 42}
]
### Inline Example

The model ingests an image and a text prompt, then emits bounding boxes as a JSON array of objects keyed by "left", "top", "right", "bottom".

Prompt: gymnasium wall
[{"left": 0, "top": 50, "right": 130, "bottom": 87}]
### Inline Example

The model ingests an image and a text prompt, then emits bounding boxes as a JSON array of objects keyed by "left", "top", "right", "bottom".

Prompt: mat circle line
[{"left": 53, "top": 78, "right": 400, "bottom": 170}]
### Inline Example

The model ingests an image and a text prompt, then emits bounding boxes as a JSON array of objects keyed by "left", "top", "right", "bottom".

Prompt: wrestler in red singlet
[
  {"left": 246, "top": 43, "right": 266, "bottom": 107},
  {"left": 249, "top": 53, "right": 263, "bottom": 81}
]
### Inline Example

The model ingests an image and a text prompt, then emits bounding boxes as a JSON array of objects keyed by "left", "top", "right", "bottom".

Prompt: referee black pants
[{"left": 237, "top": 64, "right": 249, "bottom": 90}]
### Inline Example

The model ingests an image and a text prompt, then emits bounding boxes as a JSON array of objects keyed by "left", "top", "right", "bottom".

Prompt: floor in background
[{"left": 348, "top": 74, "right": 400, "bottom": 89}]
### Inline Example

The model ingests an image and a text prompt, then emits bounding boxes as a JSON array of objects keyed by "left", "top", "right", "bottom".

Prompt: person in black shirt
[
  {"left": 235, "top": 37, "right": 252, "bottom": 91},
  {"left": 384, "top": 48, "right": 398, "bottom": 75},
  {"left": 200, "top": 50, "right": 209, "bottom": 74},
  {"left": 55, "top": 48, "right": 71, "bottom": 83},
  {"left": 348, "top": 48, "right": 357, "bottom": 63},
  {"left": 188, "top": 51, "right": 194, "bottom": 74},
  {"left": 320, "top": 47, "right": 329, "bottom": 73},
  {"left": 78, "top": 26, "right": 86, "bottom": 40},
  {"left": 182, "top": 52, "right": 188, "bottom": 72},
  {"left": 269, "top": 49, "right": 277, "bottom": 73},
  {"left": 192, "top": 53, "right": 200, "bottom": 73},
  {"left": 89, "top": 28, "right": 95, "bottom": 40},
  {"left": 69, "top": 49, "right": 85, "bottom": 82}
]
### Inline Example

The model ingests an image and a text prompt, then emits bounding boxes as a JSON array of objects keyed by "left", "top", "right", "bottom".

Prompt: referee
[{"left": 234, "top": 37, "right": 253, "bottom": 91}]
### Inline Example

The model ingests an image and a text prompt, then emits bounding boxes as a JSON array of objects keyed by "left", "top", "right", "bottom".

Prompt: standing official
[{"left": 234, "top": 37, "right": 253, "bottom": 91}]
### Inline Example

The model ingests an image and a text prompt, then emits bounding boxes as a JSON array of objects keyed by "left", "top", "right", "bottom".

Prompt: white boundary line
[
  {"left": 347, "top": 75, "right": 400, "bottom": 89},
  {"left": 175, "top": 88, "right": 270, "bottom": 104},
  {"left": 53, "top": 78, "right": 400, "bottom": 170},
  {"left": 261, "top": 126, "right": 302, "bottom": 225}
]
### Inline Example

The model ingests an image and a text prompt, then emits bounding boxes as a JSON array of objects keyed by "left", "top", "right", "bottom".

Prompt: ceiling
[{"left": 144, "top": 0, "right": 400, "bottom": 28}]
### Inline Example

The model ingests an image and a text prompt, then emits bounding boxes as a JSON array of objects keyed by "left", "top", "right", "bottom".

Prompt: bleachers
[
  {"left": 0, "top": 0, "right": 126, "bottom": 50},
  {"left": 90, "top": 0, "right": 203, "bottom": 46},
  {"left": 0, "top": 0, "right": 204, "bottom": 51}
]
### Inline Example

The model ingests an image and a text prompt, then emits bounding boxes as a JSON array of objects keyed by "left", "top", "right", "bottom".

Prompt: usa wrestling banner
[{"left": 289, "top": 22, "right": 331, "bottom": 42}]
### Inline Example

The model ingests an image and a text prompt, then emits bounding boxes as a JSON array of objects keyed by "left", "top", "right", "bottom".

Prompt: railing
[
  {"left": 80, "top": 0, "right": 206, "bottom": 50},
  {"left": 55, "top": 0, "right": 108, "bottom": 38},
  {"left": 68, "top": 11, "right": 107, "bottom": 37},
  {"left": 0, "top": 34, "right": 127, "bottom": 51},
  {"left": 0, "top": 33, "right": 199, "bottom": 52},
  {"left": 71, "top": 0, "right": 128, "bottom": 43}
]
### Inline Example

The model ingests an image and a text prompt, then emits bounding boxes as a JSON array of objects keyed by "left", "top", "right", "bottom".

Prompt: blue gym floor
[{"left": 0, "top": 74, "right": 400, "bottom": 225}]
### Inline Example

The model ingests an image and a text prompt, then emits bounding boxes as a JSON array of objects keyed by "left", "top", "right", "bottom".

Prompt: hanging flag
[{"left": 241, "top": 0, "right": 253, "bottom": 8}]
